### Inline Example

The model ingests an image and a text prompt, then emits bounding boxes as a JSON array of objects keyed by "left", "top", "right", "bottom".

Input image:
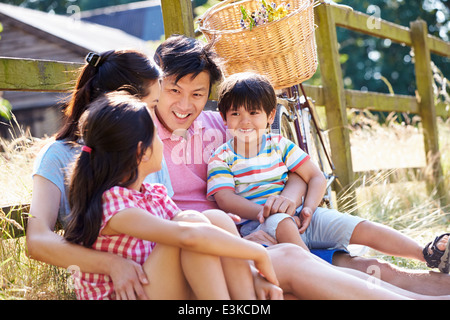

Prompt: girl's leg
[
  {"left": 268, "top": 243, "right": 449, "bottom": 300},
  {"left": 202, "top": 209, "right": 256, "bottom": 300},
  {"left": 142, "top": 243, "right": 191, "bottom": 299},
  {"left": 142, "top": 211, "right": 230, "bottom": 300}
]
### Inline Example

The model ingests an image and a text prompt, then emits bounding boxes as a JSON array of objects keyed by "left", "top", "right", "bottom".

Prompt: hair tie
[
  {"left": 81, "top": 145, "right": 92, "bottom": 154},
  {"left": 85, "top": 52, "right": 101, "bottom": 67}
]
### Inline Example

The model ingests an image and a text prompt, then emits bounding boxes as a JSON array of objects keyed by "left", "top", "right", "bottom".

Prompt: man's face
[{"left": 155, "top": 71, "right": 210, "bottom": 133}]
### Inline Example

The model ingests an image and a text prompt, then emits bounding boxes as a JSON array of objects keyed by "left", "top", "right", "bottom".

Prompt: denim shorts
[{"left": 239, "top": 206, "right": 365, "bottom": 252}]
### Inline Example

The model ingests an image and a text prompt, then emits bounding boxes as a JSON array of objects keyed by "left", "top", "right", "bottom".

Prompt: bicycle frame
[{"left": 277, "top": 83, "right": 337, "bottom": 208}]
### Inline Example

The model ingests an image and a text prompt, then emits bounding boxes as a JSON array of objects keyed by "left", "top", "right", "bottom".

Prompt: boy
[{"left": 207, "top": 72, "right": 450, "bottom": 273}]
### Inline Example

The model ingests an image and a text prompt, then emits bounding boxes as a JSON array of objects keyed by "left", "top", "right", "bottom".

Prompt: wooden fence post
[
  {"left": 410, "top": 19, "right": 447, "bottom": 205},
  {"left": 160, "top": 0, "right": 195, "bottom": 39},
  {"left": 315, "top": 4, "right": 355, "bottom": 209}
]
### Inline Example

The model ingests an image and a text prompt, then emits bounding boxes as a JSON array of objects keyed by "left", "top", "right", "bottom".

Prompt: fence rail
[{"left": 1, "top": 2, "right": 449, "bottom": 236}]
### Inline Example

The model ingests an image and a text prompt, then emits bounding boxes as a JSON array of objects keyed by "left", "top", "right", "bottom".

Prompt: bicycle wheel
[{"left": 271, "top": 104, "right": 299, "bottom": 146}]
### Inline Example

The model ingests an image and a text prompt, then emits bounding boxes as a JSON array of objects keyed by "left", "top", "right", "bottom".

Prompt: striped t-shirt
[{"left": 207, "top": 134, "right": 310, "bottom": 208}]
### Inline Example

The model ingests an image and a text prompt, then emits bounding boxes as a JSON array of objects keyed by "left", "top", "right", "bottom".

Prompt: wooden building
[
  {"left": 80, "top": 0, "right": 164, "bottom": 41},
  {"left": 0, "top": 2, "right": 152, "bottom": 138}
]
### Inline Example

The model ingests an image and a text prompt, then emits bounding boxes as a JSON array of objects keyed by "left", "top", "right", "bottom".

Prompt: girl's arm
[
  {"left": 103, "top": 208, "right": 278, "bottom": 286},
  {"left": 26, "top": 175, "right": 149, "bottom": 300}
]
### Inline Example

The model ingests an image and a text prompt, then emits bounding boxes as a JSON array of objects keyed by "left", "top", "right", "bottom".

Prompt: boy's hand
[
  {"left": 298, "top": 207, "right": 313, "bottom": 234},
  {"left": 262, "top": 195, "right": 297, "bottom": 218}
]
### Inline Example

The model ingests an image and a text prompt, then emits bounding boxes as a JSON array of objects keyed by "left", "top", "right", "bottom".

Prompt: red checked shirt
[{"left": 73, "top": 183, "right": 180, "bottom": 300}]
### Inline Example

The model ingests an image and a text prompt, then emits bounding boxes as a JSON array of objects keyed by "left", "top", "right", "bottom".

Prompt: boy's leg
[
  {"left": 276, "top": 217, "right": 309, "bottom": 250},
  {"left": 349, "top": 220, "right": 425, "bottom": 261},
  {"left": 261, "top": 213, "right": 309, "bottom": 251}
]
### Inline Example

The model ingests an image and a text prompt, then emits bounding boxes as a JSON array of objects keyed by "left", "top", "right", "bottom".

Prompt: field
[{"left": 0, "top": 111, "right": 449, "bottom": 299}]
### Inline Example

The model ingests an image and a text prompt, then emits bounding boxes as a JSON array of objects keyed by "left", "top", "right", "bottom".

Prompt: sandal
[{"left": 423, "top": 233, "right": 450, "bottom": 273}]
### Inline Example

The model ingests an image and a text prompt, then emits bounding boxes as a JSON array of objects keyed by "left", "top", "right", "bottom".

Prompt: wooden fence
[
  {"left": 157, "top": 0, "right": 450, "bottom": 206},
  {"left": 1, "top": 1, "right": 449, "bottom": 237}
]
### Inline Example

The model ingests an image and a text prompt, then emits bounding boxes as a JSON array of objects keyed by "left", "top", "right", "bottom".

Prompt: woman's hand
[{"left": 109, "top": 256, "right": 149, "bottom": 300}]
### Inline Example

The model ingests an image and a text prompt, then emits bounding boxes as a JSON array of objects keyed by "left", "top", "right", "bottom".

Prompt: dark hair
[
  {"left": 56, "top": 49, "right": 161, "bottom": 142},
  {"left": 64, "top": 92, "right": 155, "bottom": 247},
  {"left": 154, "top": 34, "right": 222, "bottom": 91},
  {"left": 217, "top": 72, "right": 276, "bottom": 120}
]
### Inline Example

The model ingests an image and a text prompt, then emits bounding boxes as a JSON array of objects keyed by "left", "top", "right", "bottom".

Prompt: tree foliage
[
  {"left": 4, "top": 0, "right": 449, "bottom": 97},
  {"left": 335, "top": 0, "right": 449, "bottom": 95}
]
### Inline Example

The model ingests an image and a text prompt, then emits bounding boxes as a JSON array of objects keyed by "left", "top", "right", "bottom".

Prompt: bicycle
[{"left": 271, "top": 83, "right": 337, "bottom": 209}]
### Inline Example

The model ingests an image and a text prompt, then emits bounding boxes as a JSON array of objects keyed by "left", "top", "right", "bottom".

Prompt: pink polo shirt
[{"left": 154, "top": 111, "right": 229, "bottom": 211}]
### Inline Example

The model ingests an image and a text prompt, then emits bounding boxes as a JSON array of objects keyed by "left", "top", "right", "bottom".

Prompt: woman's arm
[
  {"left": 104, "top": 208, "right": 278, "bottom": 286},
  {"left": 26, "top": 175, "right": 149, "bottom": 299}
]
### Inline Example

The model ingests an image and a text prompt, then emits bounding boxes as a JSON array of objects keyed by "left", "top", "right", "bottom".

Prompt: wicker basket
[{"left": 198, "top": 0, "right": 318, "bottom": 90}]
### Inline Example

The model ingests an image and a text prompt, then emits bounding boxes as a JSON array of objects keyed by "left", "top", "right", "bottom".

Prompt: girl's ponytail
[
  {"left": 64, "top": 92, "right": 155, "bottom": 247},
  {"left": 65, "top": 148, "right": 103, "bottom": 246},
  {"left": 56, "top": 50, "right": 160, "bottom": 142}
]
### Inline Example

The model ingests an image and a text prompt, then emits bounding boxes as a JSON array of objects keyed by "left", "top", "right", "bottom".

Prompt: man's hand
[{"left": 109, "top": 256, "right": 149, "bottom": 300}]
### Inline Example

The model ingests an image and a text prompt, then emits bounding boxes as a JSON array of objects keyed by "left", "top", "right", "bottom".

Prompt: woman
[{"left": 26, "top": 50, "right": 171, "bottom": 299}]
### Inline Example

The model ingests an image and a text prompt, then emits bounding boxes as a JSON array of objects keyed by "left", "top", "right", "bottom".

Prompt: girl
[
  {"left": 27, "top": 50, "right": 173, "bottom": 299},
  {"left": 65, "top": 92, "right": 278, "bottom": 300}
]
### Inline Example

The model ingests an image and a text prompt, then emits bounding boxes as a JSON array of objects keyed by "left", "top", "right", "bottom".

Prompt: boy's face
[
  {"left": 223, "top": 106, "right": 276, "bottom": 145},
  {"left": 155, "top": 71, "right": 210, "bottom": 133}
]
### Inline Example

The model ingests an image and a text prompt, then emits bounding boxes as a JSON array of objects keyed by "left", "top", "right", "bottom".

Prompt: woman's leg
[
  {"left": 333, "top": 252, "right": 450, "bottom": 296},
  {"left": 142, "top": 211, "right": 230, "bottom": 300},
  {"left": 268, "top": 244, "right": 449, "bottom": 300},
  {"left": 202, "top": 209, "right": 257, "bottom": 299}
]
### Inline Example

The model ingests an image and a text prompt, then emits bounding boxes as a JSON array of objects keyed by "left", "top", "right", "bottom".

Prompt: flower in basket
[{"left": 240, "top": 0, "right": 291, "bottom": 30}]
